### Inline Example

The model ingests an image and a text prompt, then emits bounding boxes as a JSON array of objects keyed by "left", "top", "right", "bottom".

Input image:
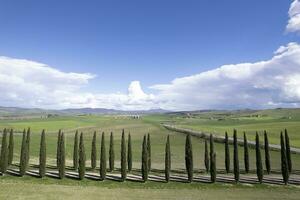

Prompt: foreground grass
[{"left": 0, "top": 176, "right": 299, "bottom": 200}]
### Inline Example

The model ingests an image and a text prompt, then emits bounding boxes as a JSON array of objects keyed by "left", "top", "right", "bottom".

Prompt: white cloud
[
  {"left": 0, "top": 56, "right": 156, "bottom": 110},
  {"left": 286, "top": 0, "right": 300, "bottom": 33},
  {"left": 150, "top": 43, "right": 300, "bottom": 110}
]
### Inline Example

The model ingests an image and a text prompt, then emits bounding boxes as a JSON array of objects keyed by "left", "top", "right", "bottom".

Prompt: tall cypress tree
[
  {"left": 78, "top": 132, "right": 86, "bottom": 180},
  {"left": 59, "top": 132, "right": 65, "bottom": 179},
  {"left": 256, "top": 133, "right": 263, "bottom": 184},
  {"left": 264, "top": 130, "right": 271, "bottom": 174},
  {"left": 109, "top": 132, "right": 114, "bottom": 171},
  {"left": 233, "top": 129, "right": 239, "bottom": 183},
  {"left": 147, "top": 133, "right": 151, "bottom": 171},
  {"left": 0, "top": 129, "right": 8, "bottom": 174},
  {"left": 25, "top": 128, "right": 31, "bottom": 170},
  {"left": 210, "top": 152, "right": 216, "bottom": 183},
  {"left": 225, "top": 132, "right": 230, "bottom": 173},
  {"left": 185, "top": 134, "right": 193, "bottom": 182},
  {"left": 91, "top": 131, "right": 97, "bottom": 170},
  {"left": 56, "top": 129, "right": 62, "bottom": 168},
  {"left": 204, "top": 140, "right": 209, "bottom": 173},
  {"left": 73, "top": 131, "right": 79, "bottom": 170},
  {"left": 142, "top": 135, "right": 148, "bottom": 182},
  {"left": 120, "top": 129, "right": 127, "bottom": 182},
  {"left": 281, "top": 132, "right": 289, "bottom": 184},
  {"left": 127, "top": 133, "right": 132, "bottom": 172},
  {"left": 285, "top": 129, "right": 292, "bottom": 173},
  {"left": 100, "top": 132, "right": 106, "bottom": 180},
  {"left": 39, "top": 129, "right": 46, "bottom": 178},
  {"left": 8, "top": 129, "right": 14, "bottom": 166},
  {"left": 165, "top": 135, "right": 171, "bottom": 182},
  {"left": 209, "top": 134, "right": 215, "bottom": 174},
  {"left": 244, "top": 132, "right": 249, "bottom": 173},
  {"left": 19, "top": 129, "right": 27, "bottom": 176}
]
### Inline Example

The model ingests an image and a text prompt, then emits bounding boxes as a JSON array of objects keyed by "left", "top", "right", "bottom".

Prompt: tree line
[{"left": 0, "top": 128, "right": 293, "bottom": 184}]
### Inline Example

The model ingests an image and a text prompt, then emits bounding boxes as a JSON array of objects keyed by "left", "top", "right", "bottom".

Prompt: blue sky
[{"left": 0, "top": 0, "right": 300, "bottom": 110}]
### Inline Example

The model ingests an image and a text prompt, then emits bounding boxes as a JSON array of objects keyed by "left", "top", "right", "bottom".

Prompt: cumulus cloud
[
  {"left": 151, "top": 43, "right": 300, "bottom": 110},
  {"left": 286, "top": 0, "right": 300, "bottom": 33},
  {"left": 0, "top": 57, "right": 156, "bottom": 110}
]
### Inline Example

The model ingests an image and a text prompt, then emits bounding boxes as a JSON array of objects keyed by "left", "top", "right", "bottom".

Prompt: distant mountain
[{"left": 0, "top": 106, "right": 169, "bottom": 117}]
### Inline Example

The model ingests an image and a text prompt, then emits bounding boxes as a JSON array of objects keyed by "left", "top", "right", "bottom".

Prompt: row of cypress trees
[{"left": 0, "top": 128, "right": 293, "bottom": 184}]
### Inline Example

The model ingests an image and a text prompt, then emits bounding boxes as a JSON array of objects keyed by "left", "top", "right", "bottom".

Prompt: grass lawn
[{"left": 0, "top": 113, "right": 299, "bottom": 199}]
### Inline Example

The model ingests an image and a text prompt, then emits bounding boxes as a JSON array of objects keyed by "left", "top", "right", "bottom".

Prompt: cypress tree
[
  {"left": 73, "top": 131, "right": 79, "bottom": 170},
  {"left": 8, "top": 129, "right": 14, "bottom": 166},
  {"left": 56, "top": 129, "right": 62, "bottom": 168},
  {"left": 233, "top": 129, "right": 239, "bottom": 183},
  {"left": 78, "top": 132, "right": 86, "bottom": 180},
  {"left": 281, "top": 132, "right": 289, "bottom": 184},
  {"left": 209, "top": 134, "right": 215, "bottom": 174},
  {"left": 244, "top": 132, "right": 249, "bottom": 173},
  {"left": 120, "top": 129, "right": 127, "bottom": 181},
  {"left": 225, "top": 132, "right": 230, "bottom": 173},
  {"left": 109, "top": 132, "right": 114, "bottom": 171},
  {"left": 39, "top": 130, "right": 46, "bottom": 178},
  {"left": 165, "top": 135, "right": 171, "bottom": 182},
  {"left": 127, "top": 133, "right": 132, "bottom": 172},
  {"left": 91, "top": 131, "right": 97, "bottom": 170},
  {"left": 264, "top": 130, "right": 271, "bottom": 174},
  {"left": 0, "top": 129, "right": 8, "bottom": 174},
  {"left": 100, "top": 132, "right": 106, "bottom": 180},
  {"left": 285, "top": 129, "right": 292, "bottom": 173},
  {"left": 210, "top": 152, "right": 216, "bottom": 183},
  {"left": 19, "top": 129, "right": 27, "bottom": 176},
  {"left": 147, "top": 133, "right": 151, "bottom": 171},
  {"left": 142, "top": 135, "right": 149, "bottom": 182},
  {"left": 185, "top": 134, "right": 193, "bottom": 182},
  {"left": 204, "top": 140, "right": 209, "bottom": 173},
  {"left": 256, "top": 132, "right": 263, "bottom": 184},
  {"left": 25, "top": 128, "right": 31, "bottom": 169},
  {"left": 58, "top": 132, "right": 65, "bottom": 179}
]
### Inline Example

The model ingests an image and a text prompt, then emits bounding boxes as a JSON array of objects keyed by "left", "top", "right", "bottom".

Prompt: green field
[
  {"left": 160, "top": 108, "right": 300, "bottom": 148},
  {"left": 0, "top": 112, "right": 299, "bottom": 199}
]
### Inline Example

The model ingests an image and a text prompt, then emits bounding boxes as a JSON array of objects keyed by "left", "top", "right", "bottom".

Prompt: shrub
[
  {"left": 8, "top": 129, "right": 14, "bottom": 166},
  {"left": 244, "top": 132, "right": 249, "bottom": 173},
  {"left": 204, "top": 140, "right": 209, "bottom": 173},
  {"left": 73, "top": 131, "right": 79, "bottom": 170},
  {"left": 142, "top": 135, "right": 148, "bottom": 182},
  {"left": 165, "top": 135, "right": 171, "bottom": 182},
  {"left": 147, "top": 133, "right": 151, "bottom": 171},
  {"left": 210, "top": 152, "right": 216, "bottom": 183},
  {"left": 185, "top": 134, "right": 193, "bottom": 182},
  {"left": 285, "top": 129, "right": 292, "bottom": 173},
  {"left": 109, "top": 132, "right": 114, "bottom": 171},
  {"left": 256, "top": 133, "right": 263, "bottom": 184},
  {"left": 19, "top": 129, "right": 27, "bottom": 176},
  {"left": 127, "top": 133, "right": 132, "bottom": 172},
  {"left": 25, "top": 128, "right": 31, "bottom": 170},
  {"left": 91, "top": 131, "right": 97, "bottom": 170},
  {"left": 100, "top": 132, "right": 106, "bottom": 180},
  {"left": 58, "top": 132, "right": 65, "bottom": 179},
  {"left": 120, "top": 130, "right": 127, "bottom": 182},
  {"left": 264, "top": 130, "right": 271, "bottom": 174},
  {"left": 78, "top": 132, "right": 86, "bottom": 180},
  {"left": 39, "top": 130, "right": 46, "bottom": 178},
  {"left": 0, "top": 129, "right": 8, "bottom": 174},
  {"left": 233, "top": 129, "right": 239, "bottom": 183},
  {"left": 281, "top": 132, "right": 289, "bottom": 184},
  {"left": 225, "top": 132, "right": 230, "bottom": 173}
]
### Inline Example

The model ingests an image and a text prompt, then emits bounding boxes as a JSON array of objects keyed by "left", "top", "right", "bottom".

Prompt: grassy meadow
[{"left": 0, "top": 110, "right": 299, "bottom": 199}]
